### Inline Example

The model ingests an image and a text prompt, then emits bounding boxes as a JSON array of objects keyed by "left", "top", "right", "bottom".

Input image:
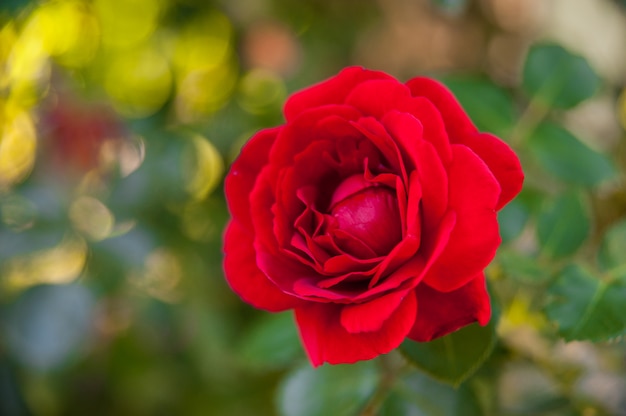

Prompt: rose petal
[
  {"left": 412, "top": 138, "right": 449, "bottom": 228},
  {"left": 352, "top": 117, "right": 408, "bottom": 185},
  {"left": 294, "top": 210, "right": 456, "bottom": 302},
  {"left": 345, "top": 79, "right": 412, "bottom": 118},
  {"left": 408, "top": 274, "right": 491, "bottom": 342},
  {"left": 424, "top": 145, "right": 501, "bottom": 292},
  {"left": 461, "top": 132, "right": 524, "bottom": 210},
  {"left": 295, "top": 290, "right": 417, "bottom": 366},
  {"left": 405, "top": 77, "right": 477, "bottom": 142},
  {"left": 272, "top": 105, "right": 363, "bottom": 167},
  {"left": 284, "top": 67, "right": 393, "bottom": 121},
  {"left": 340, "top": 290, "right": 412, "bottom": 333},
  {"left": 330, "top": 186, "right": 402, "bottom": 256},
  {"left": 224, "top": 127, "right": 278, "bottom": 231},
  {"left": 223, "top": 221, "right": 304, "bottom": 312},
  {"left": 382, "top": 105, "right": 451, "bottom": 167}
]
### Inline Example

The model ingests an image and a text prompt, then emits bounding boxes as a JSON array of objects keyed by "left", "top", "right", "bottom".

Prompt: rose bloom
[
  {"left": 224, "top": 67, "right": 523, "bottom": 366},
  {"left": 41, "top": 94, "right": 126, "bottom": 176}
]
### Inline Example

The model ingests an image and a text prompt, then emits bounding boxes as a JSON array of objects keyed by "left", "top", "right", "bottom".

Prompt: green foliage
[
  {"left": 528, "top": 122, "right": 616, "bottom": 186},
  {"left": 546, "top": 264, "right": 626, "bottom": 341},
  {"left": 400, "top": 321, "right": 496, "bottom": 387},
  {"left": 523, "top": 43, "right": 601, "bottom": 109},
  {"left": 237, "top": 312, "right": 304, "bottom": 370},
  {"left": 379, "top": 373, "right": 482, "bottom": 416},
  {"left": 537, "top": 192, "right": 590, "bottom": 259},
  {"left": 442, "top": 77, "right": 517, "bottom": 137},
  {"left": 277, "top": 361, "right": 379, "bottom": 416},
  {"left": 598, "top": 219, "right": 626, "bottom": 273},
  {"left": 498, "top": 250, "right": 550, "bottom": 285},
  {"left": 3, "top": 284, "right": 95, "bottom": 371},
  {"left": 498, "top": 198, "right": 530, "bottom": 244}
]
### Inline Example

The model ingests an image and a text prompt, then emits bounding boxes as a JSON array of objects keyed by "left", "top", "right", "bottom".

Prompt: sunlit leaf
[
  {"left": 277, "top": 361, "right": 379, "bottom": 416},
  {"left": 528, "top": 122, "right": 616, "bottom": 186},
  {"left": 546, "top": 264, "right": 626, "bottom": 341},
  {"left": 536, "top": 192, "right": 589, "bottom": 259},
  {"left": 523, "top": 43, "right": 600, "bottom": 109},
  {"left": 400, "top": 321, "right": 496, "bottom": 387}
]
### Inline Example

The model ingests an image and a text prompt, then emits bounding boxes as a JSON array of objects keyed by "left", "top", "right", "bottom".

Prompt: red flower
[
  {"left": 42, "top": 94, "right": 125, "bottom": 176},
  {"left": 224, "top": 67, "right": 523, "bottom": 366}
]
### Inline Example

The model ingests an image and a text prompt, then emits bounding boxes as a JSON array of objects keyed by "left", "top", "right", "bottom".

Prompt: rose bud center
[{"left": 329, "top": 175, "right": 402, "bottom": 256}]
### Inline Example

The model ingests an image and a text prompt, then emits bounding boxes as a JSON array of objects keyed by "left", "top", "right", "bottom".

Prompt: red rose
[
  {"left": 42, "top": 94, "right": 126, "bottom": 176},
  {"left": 224, "top": 67, "right": 523, "bottom": 366}
]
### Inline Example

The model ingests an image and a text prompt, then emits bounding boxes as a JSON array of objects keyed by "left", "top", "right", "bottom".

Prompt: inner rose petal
[{"left": 329, "top": 175, "right": 402, "bottom": 256}]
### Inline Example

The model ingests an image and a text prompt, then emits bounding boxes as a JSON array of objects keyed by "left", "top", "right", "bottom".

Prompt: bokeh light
[
  {"left": 93, "top": 0, "right": 161, "bottom": 50},
  {"left": 103, "top": 44, "right": 173, "bottom": 118},
  {"left": 2, "top": 236, "right": 87, "bottom": 293},
  {"left": 238, "top": 68, "right": 286, "bottom": 114},
  {"left": 182, "top": 134, "right": 224, "bottom": 200},
  {"left": 0, "top": 110, "right": 36, "bottom": 189}
]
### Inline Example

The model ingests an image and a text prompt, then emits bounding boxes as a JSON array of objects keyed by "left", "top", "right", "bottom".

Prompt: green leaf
[
  {"left": 379, "top": 373, "right": 482, "bottom": 416},
  {"left": 528, "top": 122, "right": 616, "bottom": 186},
  {"left": 522, "top": 43, "right": 600, "bottom": 109},
  {"left": 4, "top": 284, "right": 95, "bottom": 371},
  {"left": 546, "top": 264, "right": 626, "bottom": 341},
  {"left": 536, "top": 192, "right": 589, "bottom": 259},
  {"left": 277, "top": 361, "right": 379, "bottom": 416},
  {"left": 442, "top": 77, "right": 516, "bottom": 137},
  {"left": 497, "top": 250, "right": 551, "bottom": 285},
  {"left": 237, "top": 312, "right": 303, "bottom": 370},
  {"left": 400, "top": 321, "right": 496, "bottom": 387},
  {"left": 598, "top": 219, "right": 626, "bottom": 272},
  {"left": 431, "top": 0, "right": 469, "bottom": 15},
  {"left": 498, "top": 198, "right": 529, "bottom": 244}
]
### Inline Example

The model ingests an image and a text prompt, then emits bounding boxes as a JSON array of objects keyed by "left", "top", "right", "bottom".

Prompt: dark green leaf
[
  {"left": 522, "top": 43, "right": 600, "bottom": 109},
  {"left": 528, "top": 122, "right": 616, "bottom": 186},
  {"left": 598, "top": 219, "right": 626, "bottom": 272},
  {"left": 379, "top": 373, "right": 482, "bottom": 416},
  {"left": 546, "top": 264, "right": 626, "bottom": 341},
  {"left": 536, "top": 192, "right": 589, "bottom": 258},
  {"left": 497, "top": 250, "right": 551, "bottom": 285},
  {"left": 498, "top": 198, "right": 529, "bottom": 244},
  {"left": 442, "top": 77, "right": 516, "bottom": 137},
  {"left": 400, "top": 321, "right": 496, "bottom": 387},
  {"left": 237, "top": 312, "right": 303, "bottom": 370},
  {"left": 277, "top": 361, "right": 379, "bottom": 416}
]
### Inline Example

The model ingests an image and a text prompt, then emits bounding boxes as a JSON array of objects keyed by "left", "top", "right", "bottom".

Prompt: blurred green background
[{"left": 1, "top": 0, "right": 626, "bottom": 415}]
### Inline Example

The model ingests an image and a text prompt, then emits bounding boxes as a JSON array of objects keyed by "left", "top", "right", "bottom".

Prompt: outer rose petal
[
  {"left": 408, "top": 274, "right": 491, "bottom": 342},
  {"left": 224, "top": 127, "right": 278, "bottom": 231},
  {"left": 284, "top": 67, "right": 393, "bottom": 121},
  {"left": 406, "top": 78, "right": 524, "bottom": 209},
  {"left": 461, "top": 132, "right": 524, "bottom": 210},
  {"left": 295, "top": 290, "right": 417, "bottom": 366},
  {"left": 405, "top": 77, "right": 477, "bottom": 141},
  {"left": 344, "top": 79, "right": 412, "bottom": 118},
  {"left": 340, "top": 290, "right": 411, "bottom": 333},
  {"left": 223, "top": 221, "right": 304, "bottom": 312},
  {"left": 424, "top": 145, "right": 501, "bottom": 292}
]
